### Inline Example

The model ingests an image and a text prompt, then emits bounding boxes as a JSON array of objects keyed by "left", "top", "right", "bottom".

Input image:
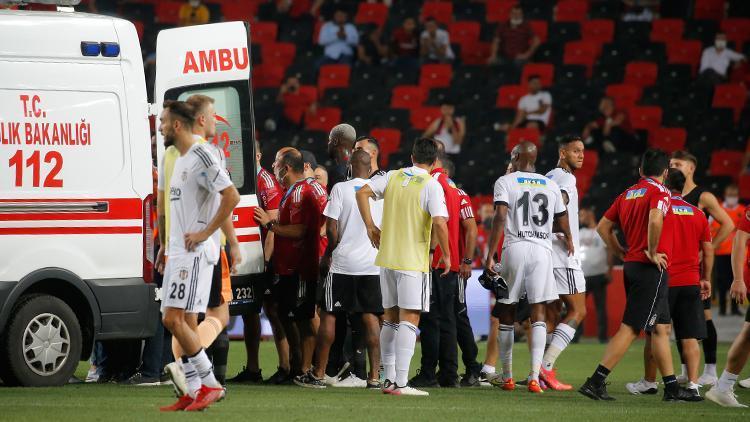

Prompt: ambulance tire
[{"left": 0, "top": 294, "right": 82, "bottom": 387}]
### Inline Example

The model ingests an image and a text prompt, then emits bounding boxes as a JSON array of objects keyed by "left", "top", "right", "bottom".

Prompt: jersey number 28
[{"left": 518, "top": 191, "right": 549, "bottom": 226}]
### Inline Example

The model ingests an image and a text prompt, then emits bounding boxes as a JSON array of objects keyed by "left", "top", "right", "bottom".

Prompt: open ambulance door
[{"left": 153, "top": 22, "right": 263, "bottom": 314}]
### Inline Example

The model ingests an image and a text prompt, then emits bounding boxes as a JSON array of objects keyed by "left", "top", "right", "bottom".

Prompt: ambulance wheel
[{"left": 0, "top": 294, "right": 82, "bottom": 386}]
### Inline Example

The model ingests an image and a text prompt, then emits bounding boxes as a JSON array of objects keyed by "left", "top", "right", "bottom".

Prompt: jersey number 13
[{"left": 517, "top": 191, "right": 549, "bottom": 226}]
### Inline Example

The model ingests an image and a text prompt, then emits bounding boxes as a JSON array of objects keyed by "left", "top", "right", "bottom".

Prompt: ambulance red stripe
[
  {"left": 233, "top": 206, "right": 259, "bottom": 228},
  {"left": 0, "top": 198, "right": 142, "bottom": 221},
  {"left": 0, "top": 226, "right": 142, "bottom": 235},
  {"left": 236, "top": 234, "right": 261, "bottom": 243}
]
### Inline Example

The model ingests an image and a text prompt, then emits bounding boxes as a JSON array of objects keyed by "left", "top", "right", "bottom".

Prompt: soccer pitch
[{"left": 1, "top": 340, "right": 748, "bottom": 421}]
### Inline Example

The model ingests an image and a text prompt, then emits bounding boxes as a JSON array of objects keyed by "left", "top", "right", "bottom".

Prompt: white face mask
[
  {"left": 726, "top": 196, "right": 739, "bottom": 207},
  {"left": 510, "top": 18, "right": 523, "bottom": 26},
  {"left": 715, "top": 40, "right": 727, "bottom": 49}
]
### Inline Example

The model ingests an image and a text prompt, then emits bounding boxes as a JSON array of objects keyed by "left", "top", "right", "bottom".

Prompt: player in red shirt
[
  {"left": 627, "top": 169, "right": 712, "bottom": 400},
  {"left": 255, "top": 147, "right": 327, "bottom": 378},
  {"left": 580, "top": 149, "right": 696, "bottom": 402}
]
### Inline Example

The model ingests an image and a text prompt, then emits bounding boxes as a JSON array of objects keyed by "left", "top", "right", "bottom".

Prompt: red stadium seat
[
  {"left": 391, "top": 85, "right": 427, "bottom": 109},
  {"left": 354, "top": 2, "right": 389, "bottom": 27},
  {"left": 563, "top": 41, "right": 601, "bottom": 76},
  {"left": 251, "top": 22, "right": 278, "bottom": 44},
  {"left": 260, "top": 42, "right": 296, "bottom": 68},
  {"left": 629, "top": 106, "right": 663, "bottom": 131},
  {"left": 486, "top": 0, "right": 517, "bottom": 23},
  {"left": 693, "top": 0, "right": 725, "bottom": 21},
  {"left": 281, "top": 85, "right": 317, "bottom": 125},
  {"left": 421, "top": 2, "right": 453, "bottom": 25},
  {"left": 721, "top": 18, "right": 750, "bottom": 52},
  {"left": 222, "top": 1, "right": 260, "bottom": 22},
  {"left": 650, "top": 19, "right": 685, "bottom": 44},
  {"left": 448, "top": 21, "right": 481, "bottom": 48},
  {"left": 605, "top": 84, "right": 643, "bottom": 109},
  {"left": 666, "top": 40, "right": 703, "bottom": 74},
  {"left": 410, "top": 107, "right": 443, "bottom": 131},
  {"left": 289, "top": 0, "right": 311, "bottom": 18},
  {"left": 496, "top": 85, "right": 527, "bottom": 109},
  {"left": 739, "top": 174, "right": 750, "bottom": 199},
  {"left": 317, "top": 64, "right": 351, "bottom": 95},
  {"left": 529, "top": 20, "right": 549, "bottom": 43},
  {"left": 155, "top": 1, "right": 181, "bottom": 25},
  {"left": 419, "top": 64, "right": 453, "bottom": 89},
  {"left": 506, "top": 128, "right": 541, "bottom": 151},
  {"left": 578, "top": 149, "right": 599, "bottom": 179},
  {"left": 370, "top": 128, "right": 402, "bottom": 167},
  {"left": 305, "top": 107, "right": 342, "bottom": 132},
  {"left": 460, "top": 42, "right": 492, "bottom": 65},
  {"left": 709, "top": 150, "right": 744, "bottom": 177},
  {"left": 555, "top": 0, "right": 589, "bottom": 23},
  {"left": 521, "top": 63, "right": 554, "bottom": 87},
  {"left": 712, "top": 84, "right": 748, "bottom": 122},
  {"left": 581, "top": 19, "right": 615, "bottom": 45},
  {"left": 624, "top": 62, "right": 659, "bottom": 87},
  {"left": 253, "top": 64, "right": 285, "bottom": 88},
  {"left": 648, "top": 127, "right": 687, "bottom": 152}
]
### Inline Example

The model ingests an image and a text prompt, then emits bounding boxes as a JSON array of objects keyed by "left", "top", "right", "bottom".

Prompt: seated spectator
[
  {"left": 511, "top": 75, "right": 552, "bottom": 132},
  {"left": 178, "top": 0, "right": 210, "bottom": 26},
  {"left": 582, "top": 96, "right": 642, "bottom": 154},
  {"left": 487, "top": 5, "right": 540, "bottom": 66},
  {"left": 357, "top": 25, "right": 388, "bottom": 66},
  {"left": 699, "top": 32, "right": 747, "bottom": 84},
  {"left": 420, "top": 18, "right": 455, "bottom": 63},
  {"left": 390, "top": 17, "right": 420, "bottom": 69},
  {"left": 275, "top": 76, "right": 316, "bottom": 127},
  {"left": 423, "top": 99, "right": 466, "bottom": 156},
  {"left": 317, "top": 8, "right": 359, "bottom": 66},
  {"left": 621, "top": 0, "right": 658, "bottom": 22}
]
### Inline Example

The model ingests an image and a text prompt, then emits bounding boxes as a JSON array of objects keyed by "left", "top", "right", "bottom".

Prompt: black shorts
[
  {"left": 491, "top": 296, "right": 530, "bottom": 322},
  {"left": 622, "top": 262, "right": 670, "bottom": 333},
  {"left": 702, "top": 298, "right": 711, "bottom": 310},
  {"left": 207, "top": 260, "right": 223, "bottom": 308},
  {"left": 275, "top": 273, "right": 316, "bottom": 321},
  {"left": 320, "top": 273, "right": 383, "bottom": 314},
  {"left": 668, "top": 285, "right": 707, "bottom": 340}
]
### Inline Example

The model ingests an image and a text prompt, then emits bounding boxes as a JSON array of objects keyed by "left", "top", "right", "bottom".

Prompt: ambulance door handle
[{"left": 0, "top": 201, "right": 109, "bottom": 213}]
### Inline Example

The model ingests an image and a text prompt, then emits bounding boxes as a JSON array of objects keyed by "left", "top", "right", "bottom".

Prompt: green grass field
[{"left": 1, "top": 340, "right": 748, "bottom": 421}]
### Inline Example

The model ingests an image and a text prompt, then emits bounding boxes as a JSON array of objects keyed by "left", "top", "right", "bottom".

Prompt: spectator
[
  {"left": 178, "top": 0, "right": 210, "bottom": 26},
  {"left": 511, "top": 75, "right": 552, "bottom": 132},
  {"left": 420, "top": 17, "right": 455, "bottom": 63},
  {"left": 275, "top": 76, "right": 316, "bottom": 127},
  {"left": 487, "top": 5, "right": 540, "bottom": 66},
  {"left": 390, "top": 17, "right": 420, "bottom": 69},
  {"left": 582, "top": 96, "right": 641, "bottom": 154},
  {"left": 699, "top": 32, "right": 747, "bottom": 84},
  {"left": 357, "top": 25, "right": 388, "bottom": 66},
  {"left": 317, "top": 8, "right": 359, "bottom": 66},
  {"left": 711, "top": 184, "right": 745, "bottom": 316},
  {"left": 576, "top": 205, "right": 611, "bottom": 343},
  {"left": 423, "top": 99, "right": 466, "bottom": 156},
  {"left": 621, "top": 0, "right": 658, "bottom": 22}
]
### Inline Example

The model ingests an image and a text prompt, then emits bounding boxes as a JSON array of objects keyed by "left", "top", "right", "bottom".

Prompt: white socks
[
  {"left": 499, "top": 324, "right": 514, "bottom": 380},
  {"left": 717, "top": 370, "right": 738, "bottom": 392},
  {"left": 181, "top": 357, "right": 201, "bottom": 398},
  {"left": 380, "top": 321, "right": 398, "bottom": 382},
  {"left": 680, "top": 363, "right": 688, "bottom": 377},
  {"left": 704, "top": 363, "right": 717, "bottom": 377},
  {"left": 395, "top": 321, "right": 418, "bottom": 387},
  {"left": 530, "top": 322, "right": 547, "bottom": 381},
  {"left": 188, "top": 348, "right": 221, "bottom": 388},
  {"left": 481, "top": 364, "right": 496, "bottom": 375},
  {"left": 542, "top": 323, "right": 576, "bottom": 371}
]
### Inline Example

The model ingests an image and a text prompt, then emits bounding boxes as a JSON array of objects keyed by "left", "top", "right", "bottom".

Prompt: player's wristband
[
  {"left": 462, "top": 258, "right": 472, "bottom": 265},
  {"left": 265, "top": 220, "right": 276, "bottom": 231}
]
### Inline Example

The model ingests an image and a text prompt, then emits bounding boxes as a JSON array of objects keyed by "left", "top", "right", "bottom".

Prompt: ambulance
[{"left": 0, "top": 1, "right": 264, "bottom": 386}]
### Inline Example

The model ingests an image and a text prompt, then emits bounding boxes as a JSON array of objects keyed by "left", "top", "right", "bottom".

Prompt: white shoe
[
  {"left": 479, "top": 371, "right": 501, "bottom": 387},
  {"left": 332, "top": 373, "right": 367, "bottom": 388},
  {"left": 706, "top": 386, "right": 748, "bottom": 408},
  {"left": 164, "top": 362, "right": 188, "bottom": 397},
  {"left": 676, "top": 374, "right": 689, "bottom": 385},
  {"left": 85, "top": 367, "right": 100, "bottom": 383},
  {"left": 392, "top": 386, "right": 429, "bottom": 396},
  {"left": 324, "top": 374, "right": 339, "bottom": 386},
  {"left": 625, "top": 378, "right": 658, "bottom": 395},
  {"left": 739, "top": 377, "right": 750, "bottom": 389},
  {"left": 697, "top": 373, "right": 718, "bottom": 387}
]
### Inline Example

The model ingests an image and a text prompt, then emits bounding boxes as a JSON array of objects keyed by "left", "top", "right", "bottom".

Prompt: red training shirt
[
  {"left": 667, "top": 196, "right": 711, "bottom": 287},
  {"left": 457, "top": 188, "right": 475, "bottom": 265},
  {"left": 257, "top": 167, "right": 283, "bottom": 241},
  {"left": 604, "top": 177, "right": 674, "bottom": 264},
  {"left": 431, "top": 168, "right": 461, "bottom": 272}
]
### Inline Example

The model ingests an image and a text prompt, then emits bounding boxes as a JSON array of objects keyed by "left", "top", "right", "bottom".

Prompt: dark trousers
[
  {"left": 455, "top": 276, "right": 482, "bottom": 376},
  {"left": 582, "top": 274, "right": 608, "bottom": 342},
  {"left": 140, "top": 317, "right": 166, "bottom": 378},
  {"left": 715, "top": 255, "right": 740, "bottom": 315},
  {"left": 419, "top": 270, "right": 458, "bottom": 383}
]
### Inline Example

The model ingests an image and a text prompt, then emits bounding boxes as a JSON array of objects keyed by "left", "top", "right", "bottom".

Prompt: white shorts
[
  {"left": 161, "top": 252, "right": 212, "bottom": 314},
  {"left": 380, "top": 268, "right": 430, "bottom": 312},
  {"left": 554, "top": 268, "right": 586, "bottom": 295},
  {"left": 497, "top": 242, "right": 557, "bottom": 305}
]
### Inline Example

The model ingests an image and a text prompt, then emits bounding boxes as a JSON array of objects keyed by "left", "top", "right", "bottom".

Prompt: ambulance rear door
[{"left": 153, "top": 22, "right": 263, "bottom": 310}]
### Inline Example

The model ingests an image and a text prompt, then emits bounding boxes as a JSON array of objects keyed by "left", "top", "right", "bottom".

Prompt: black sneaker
[
  {"left": 294, "top": 370, "right": 326, "bottom": 389},
  {"left": 664, "top": 386, "right": 704, "bottom": 402},
  {"left": 228, "top": 366, "right": 263, "bottom": 383},
  {"left": 366, "top": 379, "right": 382, "bottom": 389},
  {"left": 264, "top": 367, "right": 292, "bottom": 385},
  {"left": 408, "top": 369, "right": 438, "bottom": 388},
  {"left": 460, "top": 372, "right": 481, "bottom": 387},
  {"left": 120, "top": 372, "right": 161, "bottom": 386},
  {"left": 579, "top": 378, "right": 615, "bottom": 401}
]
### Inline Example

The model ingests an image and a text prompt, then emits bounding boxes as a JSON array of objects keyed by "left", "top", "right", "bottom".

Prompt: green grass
[{"left": 0, "top": 340, "right": 749, "bottom": 421}]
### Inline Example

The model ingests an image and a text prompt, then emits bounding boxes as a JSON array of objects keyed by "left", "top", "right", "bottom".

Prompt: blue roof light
[
  {"left": 100, "top": 42, "right": 120, "bottom": 57},
  {"left": 80, "top": 41, "right": 100, "bottom": 57}
]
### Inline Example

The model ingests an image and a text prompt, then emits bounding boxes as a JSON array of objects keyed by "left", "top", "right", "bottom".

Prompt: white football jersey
[
  {"left": 493, "top": 171, "right": 566, "bottom": 251},
  {"left": 545, "top": 167, "right": 582, "bottom": 270}
]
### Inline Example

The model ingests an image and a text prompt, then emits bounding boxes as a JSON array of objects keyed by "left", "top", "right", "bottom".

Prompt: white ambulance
[{"left": 0, "top": 1, "right": 264, "bottom": 386}]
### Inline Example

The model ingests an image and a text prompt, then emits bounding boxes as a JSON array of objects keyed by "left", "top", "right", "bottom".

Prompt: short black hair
[
  {"left": 163, "top": 100, "right": 196, "bottom": 127},
  {"left": 300, "top": 149, "right": 318, "bottom": 169},
  {"left": 356, "top": 135, "right": 380, "bottom": 152},
  {"left": 558, "top": 134, "right": 583, "bottom": 148},
  {"left": 412, "top": 137, "right": 438, "bottom": 165},
  {"left": 280, "top": 149, "right": 304, "bottom": 173},
  {"left": 425, "top": 17, "right": 437, "bottom": 23},
  {"left": 665, "top": 168, "right": 686, "bottom": 193},
  {"left": 671, "top": 150, "right": 698, "bottom": 167},
  {"left": 641, "top": 148, "right": 670, "bottom": 178}
]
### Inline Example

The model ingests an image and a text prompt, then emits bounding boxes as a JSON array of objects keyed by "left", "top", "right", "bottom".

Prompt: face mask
[
  {"left": 726, "top": 196, "right": 739, "bottom": 207},
  {"left": 510, "top": 18, "right": 523, "bottom": 26},
  {"left": 715, "top": 40, "right": 727, "bottom": 49}
]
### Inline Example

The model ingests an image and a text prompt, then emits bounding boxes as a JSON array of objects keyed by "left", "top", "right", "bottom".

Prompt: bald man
[
  {"left": 327, "top": 123, "right": 357, "bottom": 191},
  {"left": 484, "top": 141, "right": 573, "bottom": 393}
]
